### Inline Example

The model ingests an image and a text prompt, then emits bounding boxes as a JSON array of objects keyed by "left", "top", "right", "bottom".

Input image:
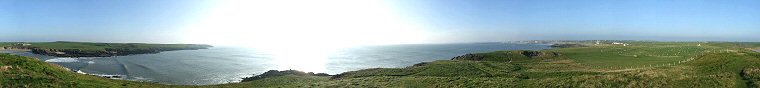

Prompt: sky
[{"left": 1, "top": 0, "right": 759, "bottom": 46}]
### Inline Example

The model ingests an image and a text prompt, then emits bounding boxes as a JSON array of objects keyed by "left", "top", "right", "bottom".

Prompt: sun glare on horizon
[
  {"left": 181, "top": 0, "right": 431, "bottom": 48},
  {"left": 179, "top": 0, "right": 432, "bottom": 73}
]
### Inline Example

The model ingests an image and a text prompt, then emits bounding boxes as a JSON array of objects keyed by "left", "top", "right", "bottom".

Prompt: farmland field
[{"left": 552, "top": 42, "right": 713, "bottom": 69}]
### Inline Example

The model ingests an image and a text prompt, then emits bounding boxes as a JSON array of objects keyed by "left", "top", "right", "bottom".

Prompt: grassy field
[
  {"left": 554, "top": 42, "right": 712, "bottom": 69},
  {"left": 0, "top": 42, "right": 19, "bottom": 48},
  {"left": 2, "top": 41, "right": 760, "bottom": 87}
]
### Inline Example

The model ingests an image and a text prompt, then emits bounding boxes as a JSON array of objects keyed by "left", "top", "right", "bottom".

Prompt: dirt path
[{"left": 596, "top": 57, "right": 695, "bottom": 73}]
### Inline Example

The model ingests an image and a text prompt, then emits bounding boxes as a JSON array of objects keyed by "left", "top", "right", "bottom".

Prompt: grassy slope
[
  {"left": 3, "top": 41, "right": 760, "bottom": 87},
  {"left": 555, "top": 42, "right": 709, "bottom": 69},
  {"left": 0, "top": 54, "right": 172, "bottom": 88},
  {"left": 266, "top": 42, "right": 760, "bottom": 87}
]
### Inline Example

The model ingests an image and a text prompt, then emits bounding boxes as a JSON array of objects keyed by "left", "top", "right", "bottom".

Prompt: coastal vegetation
[
  {"left": 2, "top": 41, "right": 760, "bottom": 87},
  {"left": 0, "top": 54, "right": 171, "bottom": 87},
  {"left": 1, "top": 41, "right": 212, "bottom": 57},
  {"left": 0, "top": 43, "right": 15, "bottom": 47}
]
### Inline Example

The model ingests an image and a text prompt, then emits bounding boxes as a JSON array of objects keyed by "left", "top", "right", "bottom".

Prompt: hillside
[
  {"left": 0, "top": 53, "right": 172, "bottom": 87},
  {"left": 304, "top": 42, "right": 760, "bottom": 87},
  {"left": 1, "top": 41, "right": 212, "bottom": 57},
  {"left": 224, "top": 42, "right": 760, "bottom": 87},
  {"left": 3, "top": 41, "right": 760, "bottom": 87}
]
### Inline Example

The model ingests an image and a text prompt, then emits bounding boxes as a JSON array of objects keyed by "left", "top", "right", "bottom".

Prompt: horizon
[
  {"left": 2, "top": 0, "right": 759, "bottom": 46},
  {"left": 1, "top": 39, "right": 755, "bottom": 46}
]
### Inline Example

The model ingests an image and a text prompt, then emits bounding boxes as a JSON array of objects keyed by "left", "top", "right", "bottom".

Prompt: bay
[{"left": 1, "top": 43, "right": 550, "bottom": 85}]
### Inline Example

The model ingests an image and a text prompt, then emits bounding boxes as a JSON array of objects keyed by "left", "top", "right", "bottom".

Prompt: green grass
[
  {"left": 552, "top": 44, "right": 710, "bottom": 69},
  {"left": 3, "top": 41, "right": 760, "bottom": 87},
  {"left": 0, "top": 53, "right": 172, "bottom": 88},
  {"left": 0, "top": 42, "right": 15, "bottom": 47},
  {"left": 317, "top": 42, "right": 760, "bottom": 87}
]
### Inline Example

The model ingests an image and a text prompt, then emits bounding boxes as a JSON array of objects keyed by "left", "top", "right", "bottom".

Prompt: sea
[{"left": 0, "top": 43, "right": 551, "bottom": 85}]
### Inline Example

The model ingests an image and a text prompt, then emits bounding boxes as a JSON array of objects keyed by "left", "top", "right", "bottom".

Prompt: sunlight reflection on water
[{"left": 1, "top": 43, "right": 550, "bottom": 85}]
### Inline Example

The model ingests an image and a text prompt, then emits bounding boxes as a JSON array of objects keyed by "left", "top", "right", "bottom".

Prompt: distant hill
[{"left": 2, "top": 41, "right": 212, "bottom": 57}]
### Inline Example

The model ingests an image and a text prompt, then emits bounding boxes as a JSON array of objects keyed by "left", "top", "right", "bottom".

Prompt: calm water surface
[{"left": 1, "top": 43, "right": 550, "bottom": 85}]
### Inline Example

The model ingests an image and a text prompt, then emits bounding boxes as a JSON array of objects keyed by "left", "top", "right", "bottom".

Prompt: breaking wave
[{"left": 45, "top": 58, "right": 81, "bottom": 62}]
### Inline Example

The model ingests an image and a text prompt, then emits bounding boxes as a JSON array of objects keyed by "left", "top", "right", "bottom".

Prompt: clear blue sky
[
  {"left": 1, "top": 0, "right": 759, "bottom": 44},
  {"left": 394, "top": 0, "right": 760, "bottom": 42},
  {"left": 0, "top": 0, "right": 211, "bottom": 43}
]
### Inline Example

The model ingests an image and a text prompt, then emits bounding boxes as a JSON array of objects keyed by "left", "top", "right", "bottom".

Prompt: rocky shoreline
[{"left": 241, "top": 70, "right": 331, "bottom": 82}]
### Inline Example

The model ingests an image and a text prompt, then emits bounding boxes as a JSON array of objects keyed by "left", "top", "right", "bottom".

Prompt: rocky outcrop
[
  {"left": 450, "top": 53, "right": 489, "bottom": 61},
  {"left": 520, "top": 50, "right": 561, "bottom": 58},
  {"left": 241, "top": 70, "right": 331, "bottom": 82},
  {"left": 451, "top": 50, "right": 561, "bottom": 62}
]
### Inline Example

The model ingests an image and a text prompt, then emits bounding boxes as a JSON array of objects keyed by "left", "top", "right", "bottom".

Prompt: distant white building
[
  {"left": 16, "top": 43, "right": 31, "bottom": 46},
  {"left": 595, "top": 40, "right": 600, "bottom": 45},
  {"left": 611, "top": 42, "right": 630, "bottom": 46}
]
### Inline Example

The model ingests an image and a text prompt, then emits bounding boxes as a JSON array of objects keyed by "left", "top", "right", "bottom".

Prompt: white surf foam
[{"left": 44, "top": 58, "right": 80, "bottom": 62}]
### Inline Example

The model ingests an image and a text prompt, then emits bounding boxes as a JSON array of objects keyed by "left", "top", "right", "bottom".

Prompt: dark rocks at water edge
[
  {"left": 549, "top": 44, "right": 587, "bottom": 48},
  {"left": 241, "top": 70, "right": 331, "bottom": 82}
]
